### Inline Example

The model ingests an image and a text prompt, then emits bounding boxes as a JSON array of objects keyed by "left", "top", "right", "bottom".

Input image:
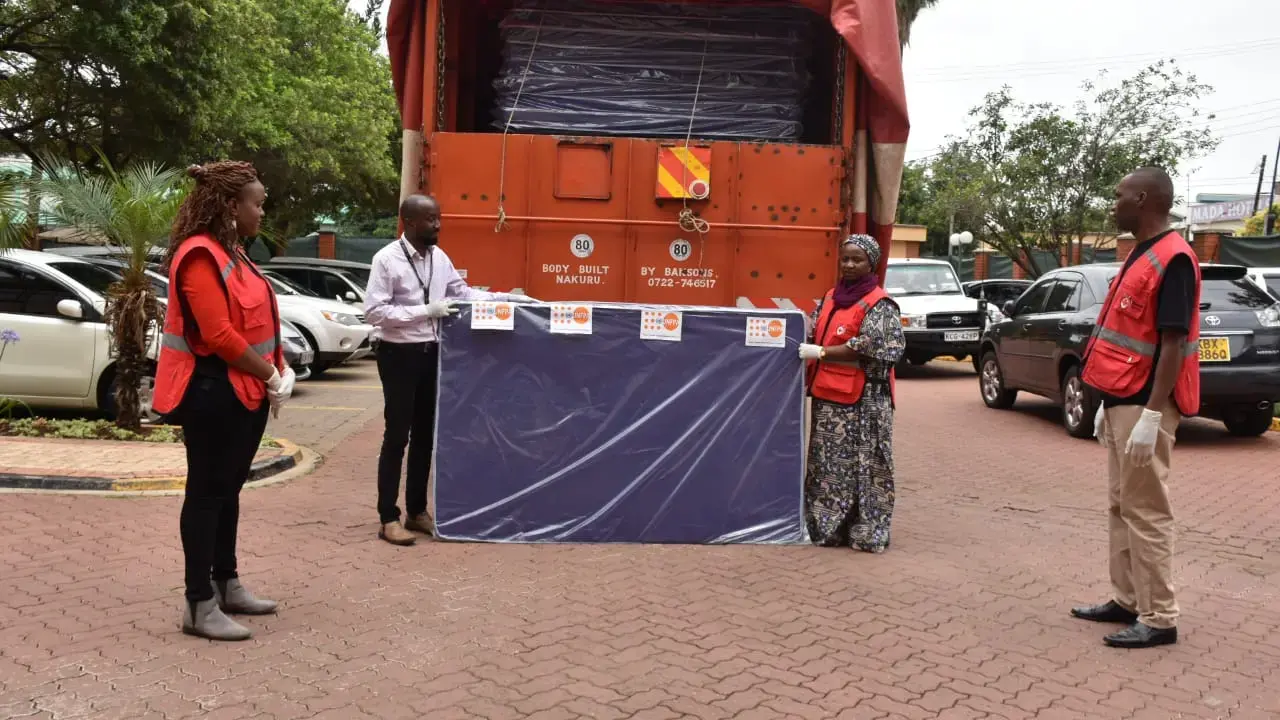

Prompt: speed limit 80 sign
[
  {"left": 570, "top": 233, "right": 595, "bottom": 258},
  {"left": 669, "top": 238, "right": 692, "bottom": 263}
]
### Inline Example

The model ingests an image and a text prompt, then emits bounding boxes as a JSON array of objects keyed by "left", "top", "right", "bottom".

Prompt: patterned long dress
[{"left": 804, "top": 298, "right": 906, "bottom": 553}]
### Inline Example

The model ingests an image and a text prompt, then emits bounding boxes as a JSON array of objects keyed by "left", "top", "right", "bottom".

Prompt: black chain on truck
[
  {"left": 435, "top": 0, "right": 447, "bottom": 133},
  {"left": 833, "top": 42, "right": 846, "bottom": 144}
]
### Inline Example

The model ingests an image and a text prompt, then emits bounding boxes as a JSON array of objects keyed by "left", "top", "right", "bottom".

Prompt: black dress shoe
[
  {"left": 1104, "top": 622, "right": 1177, "bottom": 649},
  {"left": 1070, "top": 600, "right": 1138, "bottom": 624}
]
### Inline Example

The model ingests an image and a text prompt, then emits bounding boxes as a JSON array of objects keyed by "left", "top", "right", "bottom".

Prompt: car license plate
[
  {"left": 300, "top": 350, "right": 315, "bottom": 366},
  {"left": 1198, "top": 337, "right": 1231, "bottom": 363},
  {"left": 945, "top": 330, "right": 979, "bottom": 342}
]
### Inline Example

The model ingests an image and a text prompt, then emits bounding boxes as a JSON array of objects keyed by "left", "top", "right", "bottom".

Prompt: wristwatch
[{"left": 819, "top": 347, "right": 827, "bottom": 360}]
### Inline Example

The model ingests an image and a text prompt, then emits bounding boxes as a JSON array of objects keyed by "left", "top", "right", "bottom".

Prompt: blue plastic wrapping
[
  {"left": 492, "top": 0, "right": 817, "bottom": 140},
  {"left": 433, "top": 303, "right": 807, "bottom": 544}
]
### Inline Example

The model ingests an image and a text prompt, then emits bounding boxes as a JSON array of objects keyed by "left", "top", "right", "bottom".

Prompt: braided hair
[{"left": 165, "top": 160, "right": 261, "bottom": 271}]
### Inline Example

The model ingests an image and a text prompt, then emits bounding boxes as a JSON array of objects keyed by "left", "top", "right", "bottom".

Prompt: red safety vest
[
  {"left": 1081, "top": 231, "right": 1201, "bottom": 415},
  {"left": 153, "top": 236, "right": 283, "bottom": 414},
  {"left": 807, "top": 286, "right": 897, "bottom": 405}
]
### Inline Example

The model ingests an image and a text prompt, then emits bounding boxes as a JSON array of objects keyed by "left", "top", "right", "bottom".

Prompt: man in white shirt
[{"left": 364, "top": 193, "right": 534, "bottom": 545}]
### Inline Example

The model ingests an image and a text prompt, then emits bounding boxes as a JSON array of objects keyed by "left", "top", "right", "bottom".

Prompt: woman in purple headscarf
[{"left": 798, "top": 234, "right": 905, "bottom": 552}]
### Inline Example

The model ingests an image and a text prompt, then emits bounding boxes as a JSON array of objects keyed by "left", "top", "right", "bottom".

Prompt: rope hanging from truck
[
  {"left": 493, "top": 10, "right": 544, "bottom": 233},
  {"left": 678, "top": 23, "right": 712, "bottom": 266}
]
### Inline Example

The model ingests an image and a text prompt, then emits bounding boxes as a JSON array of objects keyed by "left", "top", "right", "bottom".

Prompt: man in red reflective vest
[{"left": 1073, "top": 167, "right": 1201, "bottom": 649}]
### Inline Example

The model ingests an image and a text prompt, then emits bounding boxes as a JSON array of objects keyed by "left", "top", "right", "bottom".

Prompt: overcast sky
[
  {"left": 903, "top": 0, "right": 1279, "bottom": 209},
  {"left": 353, "top": 0, "right": 1279, "bottom": 209}
]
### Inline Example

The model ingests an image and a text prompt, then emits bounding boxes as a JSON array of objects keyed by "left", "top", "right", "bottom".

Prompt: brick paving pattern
[
  {"left": 268, "top": 362, "right": 385, "bottom": 455},
  {"left": 2, "top": 363, "right": 1278, "bottom": 719},
  {"left": 0, "top": 438, "right": 285, "bottom": 480}
]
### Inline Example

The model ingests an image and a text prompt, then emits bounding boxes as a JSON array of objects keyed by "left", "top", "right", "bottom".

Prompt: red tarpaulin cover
[{"left": 386, "top": 0, "right": 909, "bottom": 276}]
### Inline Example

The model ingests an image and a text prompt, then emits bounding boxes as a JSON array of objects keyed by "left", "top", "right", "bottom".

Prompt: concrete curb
[{"left": 0, "top": 439, "right": 312, "bottom": 494}]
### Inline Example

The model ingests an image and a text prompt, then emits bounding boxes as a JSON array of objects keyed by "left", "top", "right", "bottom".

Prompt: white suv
[
  {"left": 884, "top": 258, "right": 987, "bottom": 369},
  {"left": 139, "top": 269, "right": 372, "bottom": 376},
  {"left": 0, "top": 249, "right": 159, "bottom": 416}
]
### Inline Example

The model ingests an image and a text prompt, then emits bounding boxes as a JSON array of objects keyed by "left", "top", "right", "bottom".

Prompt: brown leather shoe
[
  {"left": 379, "top": 521, "right": 416, "bottom": 546},
  {"left": 404, "top": 513, "right": 434, "bottom": 536}
]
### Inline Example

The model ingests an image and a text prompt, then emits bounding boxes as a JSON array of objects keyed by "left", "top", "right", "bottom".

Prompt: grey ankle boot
[
  {"left": 183, "top": 598, "right": 251, "bottom": 641},
  {"left": 214, "top": 578, "right": 278, "bottom": 615}
]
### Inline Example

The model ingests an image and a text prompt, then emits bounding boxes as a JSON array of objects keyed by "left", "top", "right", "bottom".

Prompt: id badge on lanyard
[{"left": 401, "top": 240, "right": 437, "bottom": 343}]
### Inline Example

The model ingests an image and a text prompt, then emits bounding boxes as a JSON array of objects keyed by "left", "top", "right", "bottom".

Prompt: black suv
[{"left": 978, "top": 263, "right": 1280, "bottom": 438}]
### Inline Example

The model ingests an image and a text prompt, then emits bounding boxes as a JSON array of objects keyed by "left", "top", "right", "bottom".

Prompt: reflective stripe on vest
[
  {"left": 1092, "top": 327, "right": 1200, "bottom": 360},
  {"left": 163, "top": 332, "right": 278, "bottom": 357}
]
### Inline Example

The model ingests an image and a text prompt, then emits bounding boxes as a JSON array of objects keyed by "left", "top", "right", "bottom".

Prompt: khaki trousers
[{"left": 1102, "top": 401, "right": 1181, "bottom": 629}]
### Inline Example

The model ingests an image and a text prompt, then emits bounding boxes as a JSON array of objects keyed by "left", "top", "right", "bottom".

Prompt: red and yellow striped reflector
[{"left": 655, "top": 146, "right": 711, "bottom": 199}]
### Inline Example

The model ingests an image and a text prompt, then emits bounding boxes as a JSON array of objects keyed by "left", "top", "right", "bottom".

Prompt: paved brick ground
[
  {"left": 2, "top": 362, "right": 1278, "bottom": 720},
  {"left": 0, "top": 438, "right": 286, "bottom": 480},
  {"left": 0, "top": 359, "right": 380, "bottom": 482},
  {"left": 268, "top": 360, "right": 385, "bottom": 455}
]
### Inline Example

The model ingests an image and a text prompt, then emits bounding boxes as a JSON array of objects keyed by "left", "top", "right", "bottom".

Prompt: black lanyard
[{"left": 400, "top": 239, "right": 434, "bottom": 303}]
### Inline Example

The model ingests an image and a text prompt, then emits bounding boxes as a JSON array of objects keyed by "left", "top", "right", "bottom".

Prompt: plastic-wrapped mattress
[
  {"left": 492, "top": 0, "right": 816, "bottom": 141},
  {"left": 433, "top": 303, "right": 807, "bottom": 544}
]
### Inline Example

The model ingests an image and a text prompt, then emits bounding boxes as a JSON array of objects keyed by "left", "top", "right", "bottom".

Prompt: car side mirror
[
  {"left": 344, "top": 290, "right": 358, "bottom": 302},
  {"left": 56, "top": 299, "right": 85, "bottom": 320},
  {"left": 1002, "top": 300, "right": 1017, "bottom": 318}
]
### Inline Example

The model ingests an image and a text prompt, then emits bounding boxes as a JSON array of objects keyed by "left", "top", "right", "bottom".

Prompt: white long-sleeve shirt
[{"left": 364, "top": 237, "right": 505, "bottom": 344}]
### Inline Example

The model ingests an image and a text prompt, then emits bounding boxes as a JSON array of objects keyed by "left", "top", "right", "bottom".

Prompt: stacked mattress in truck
[{"left": 491, "top": 0, "right": 816, "bottom": 141}]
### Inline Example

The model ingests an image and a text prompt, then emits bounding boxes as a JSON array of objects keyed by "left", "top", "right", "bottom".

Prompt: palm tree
[
  {"left": 0, "top": 171, "right": 28, "bottom": 251},
  {"left": 896, "top": 0, "right": 941, "bottom": 48},
  {"left": 38, "top": 155, "right": 186, "bottom": 430}
]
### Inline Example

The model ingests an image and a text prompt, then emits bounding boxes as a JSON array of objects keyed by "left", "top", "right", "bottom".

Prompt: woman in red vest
[
  {"left": 154, "top": 161, "right": 295, "bottom": 641},
  {"left": 798, "top": 234, "right": 905, "bottom": 553}
]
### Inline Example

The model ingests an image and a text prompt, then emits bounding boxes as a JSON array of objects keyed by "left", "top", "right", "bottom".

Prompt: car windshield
[
  {"left": 47, "top": 261, "right": 123, "bottom": 296},
  {"left": 885, "top": 265, "right": 963, "bottom": 295},
  {"left": 1202, "top": 278, "right": 1274, "bottom": 311},
  {"left": 265, "top": 272, "right": 317, "bottom": 297},
  {"left": 339, "top": 267, "right": 370, "bottom": 286}
]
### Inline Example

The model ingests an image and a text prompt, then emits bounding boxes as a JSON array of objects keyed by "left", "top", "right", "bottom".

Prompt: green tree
[
  {"left": 896, "top": 0, "right": 941, "bottom": 47},
  {"left": 927, "top": 61, "right": 1217, "bottom": 278},
  {"left": 1240, "top": 204, "right": 1279, "bottom": 236},
  {"left": 361, "top": 0, "right": 386, "bottom": 39},
  {"left": 0, "top": 172, "right": 27, "bottom": 250},
  {"left": 0, "top": 0, "right": 264, "bottom": 166},
  {"left": 200, "top": 0, "right": 400, "bottom": 240},
  {"left": 896, "top": 161, "right": 945, "bottom": 254},
  {"left": 37, "top": 156, "right": 186, "bottom": 430},
  {"left": 2, "top": 0, "right": 399, "bottom": 241}
]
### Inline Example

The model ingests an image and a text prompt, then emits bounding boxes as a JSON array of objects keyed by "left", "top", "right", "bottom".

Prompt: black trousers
[
  {"left": 177, "top": 373, "right": 270, "bottom": 602},
  {"left": 375, "top": 341, "right": 440, "bottom": 524}
]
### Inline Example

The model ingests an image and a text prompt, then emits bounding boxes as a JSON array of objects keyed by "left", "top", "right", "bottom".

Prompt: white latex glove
[
  {"left": 798, "top": 343, "right": 823, "bottom": 361},
  {"left": 1125, "top": 408, "right": 1164, "bottom": 467},
  {"left": 424, "top": 299, "right": 458, "bottom": 319},
  {"left": 265, "top": 367, "right": 283, "bottom": 418},
  {"left": 1094, "top": 405, "right": 1109, "bottom": 448},
  {"left": 265, "top": 367, "right": 295, "bottom": 419},
  {"left": 506, "top": 294, "right": 538, "bottom": 303}
]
